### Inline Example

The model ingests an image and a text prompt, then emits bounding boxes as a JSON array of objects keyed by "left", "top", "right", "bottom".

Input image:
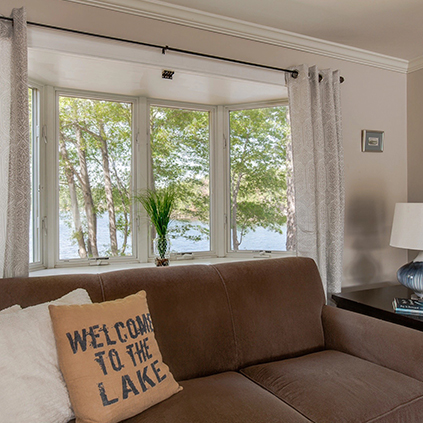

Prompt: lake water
[{"left": 59, "top": 214, "right": 287, "bottom": 259}]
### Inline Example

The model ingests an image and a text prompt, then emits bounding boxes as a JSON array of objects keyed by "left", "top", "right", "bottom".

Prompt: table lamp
[{"left": 390, "top": 203, "right": 423, "bottom": 299}]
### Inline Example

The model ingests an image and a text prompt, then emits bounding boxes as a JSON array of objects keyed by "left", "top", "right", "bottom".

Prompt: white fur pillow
[
  {"left": 0, "top": 304, "right": 21, "bottom": 314},
  {"left": 0, "top": 289, "right": 92, "bottom": 423}
]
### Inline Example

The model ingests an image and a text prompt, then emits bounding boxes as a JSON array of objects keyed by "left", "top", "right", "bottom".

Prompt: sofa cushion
[
  {"left": 213, "top": 257, "right": 326, "bottom": 368},
  {"left": 49, "top": 291, "right": 182, "bottom": 423},
  {"left": 0, "top": 288, "right": 92, "bottom": 423},
  {"left": 99, "top": 265, "right": 238, "bottom": 381},
  {"left": 323, "top": 304, "right": 423, "bottom": 383},
  {"left": 119, "top": 372, "right": 311, "bottom": 423},
  {"left": 241, "top": 350, "right": 423, "bottom": 423}
]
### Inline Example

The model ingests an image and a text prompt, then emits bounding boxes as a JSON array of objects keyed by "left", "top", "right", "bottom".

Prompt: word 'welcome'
[{"left": 66, "top": 314, "right": 154, "bottom": 353}]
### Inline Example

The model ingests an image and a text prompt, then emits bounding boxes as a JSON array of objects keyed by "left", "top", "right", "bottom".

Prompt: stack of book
[{"left": 392, "top": 298, "right": 423, "bottom": 315}]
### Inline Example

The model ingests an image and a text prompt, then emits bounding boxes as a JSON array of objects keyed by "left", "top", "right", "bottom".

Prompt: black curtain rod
[{"left": 1, "top": 16, "right": 344, "bottom": 83}]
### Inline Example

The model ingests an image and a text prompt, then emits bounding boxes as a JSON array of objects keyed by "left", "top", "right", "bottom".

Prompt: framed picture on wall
[{"left": 362, "top": 130, "right": 384, "bottom": 152}]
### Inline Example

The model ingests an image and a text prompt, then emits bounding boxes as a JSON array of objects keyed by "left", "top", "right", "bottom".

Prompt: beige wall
[
  {"left": 1, "top": 1, "right": 408, "bottom": 288},
  {"left": 406, "top": 69, "right": 423, "bottom": 262},
  {"left": 407, "top": 69, "right": 423, "bottom": 203}
]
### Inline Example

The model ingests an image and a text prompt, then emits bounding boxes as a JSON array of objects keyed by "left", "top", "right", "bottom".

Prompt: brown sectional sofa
[{"left": 1, "top": 257, "right": 423, "bottom": 422}]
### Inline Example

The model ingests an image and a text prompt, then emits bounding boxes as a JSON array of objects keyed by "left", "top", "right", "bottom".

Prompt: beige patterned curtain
[
  {"left": 0, "top": 8, "right": 30, "bottom": 278},
  {"left": 286, "top": 64, "right": 345, "bottom": 296}
]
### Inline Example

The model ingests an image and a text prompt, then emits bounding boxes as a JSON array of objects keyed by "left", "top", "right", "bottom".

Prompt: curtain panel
[
  {"left": 0, "top": 8, "right": 30, "bottom": 278},
  {"left": 286, "top": 64, "right": 345, "bottom": 296}
]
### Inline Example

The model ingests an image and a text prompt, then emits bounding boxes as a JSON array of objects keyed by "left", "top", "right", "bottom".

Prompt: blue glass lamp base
[{"left": 397, "top": 261, "right": 423, "bottom": 299}]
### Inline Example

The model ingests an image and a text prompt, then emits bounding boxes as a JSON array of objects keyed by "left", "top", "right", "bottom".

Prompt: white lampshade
[{"left": 390, "top": 203, "right": 423, "bottom": 250}]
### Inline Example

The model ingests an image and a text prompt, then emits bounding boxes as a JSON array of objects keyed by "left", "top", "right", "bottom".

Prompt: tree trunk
[
  {"left": 111, "top": 161, "right": 130, "bottom": 254},
  {"left": 75, "top": 126, "right": 99, "bottom": 257},
  {"left": 59, "top": 135, "right": 87, "bottom": 258},
  {"left": 231, "top": 172, "right": 243, "bottom": 251},
  {"left": 98, "top": 123, "right": 118, "bottom": 256},
  {"left": 231, "top": 206, "right": 239, "bottom": 251}
]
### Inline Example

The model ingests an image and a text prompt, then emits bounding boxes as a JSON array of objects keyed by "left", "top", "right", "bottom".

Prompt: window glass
[
  {"left": 150, "top": 105, "right": 210, "bottom": 253},
  {"left": 229, "top": 105, "right": 290, "bottom": 251},
  {"left": 58, "top": 96, "right": 133, "bottom": 259}
]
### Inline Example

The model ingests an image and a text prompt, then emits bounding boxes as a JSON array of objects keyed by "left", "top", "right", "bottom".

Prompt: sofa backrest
[
  {"left": 0, "top": 273, "right": 104, "bottom": 308},
  {"left": 99, "top": 264, "right": 238, "bottom": 381},
  {"left": 214, "top": 257, "right": 326, "bottom": 368},
  {"left": 0, "top": 257, "right": 326, "bottom": 380}
]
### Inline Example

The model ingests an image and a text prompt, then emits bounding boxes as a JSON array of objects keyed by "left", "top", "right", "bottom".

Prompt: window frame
[
  {"left": 52, "top": 88, "right": 140, "bottom": 266},
  {"left": 28, "top": 81, "right": 45, "bottom": 270}
]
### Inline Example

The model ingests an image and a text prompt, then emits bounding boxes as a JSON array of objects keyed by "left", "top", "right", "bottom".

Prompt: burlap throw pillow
[{"left": 49, "top": 291, "right": 182, "bottom": 423}]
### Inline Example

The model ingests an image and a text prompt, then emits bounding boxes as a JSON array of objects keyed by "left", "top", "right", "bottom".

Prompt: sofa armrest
[{"left": 322, "top": 304, "right": 423, "bottom": 382}]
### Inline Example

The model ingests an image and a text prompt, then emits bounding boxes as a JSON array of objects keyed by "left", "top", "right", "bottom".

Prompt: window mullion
[
  {"left": 213, "top": 105, "right": 228, "bottom": 257},
  {"left": 137, "top": 97, "right": 149, "bottom": 263},
  {"left": 32, "top": 89, "right": 41, "bottom": 264},
  {"left": 43, "top": 85, "right": 58, "bottom": 269}
]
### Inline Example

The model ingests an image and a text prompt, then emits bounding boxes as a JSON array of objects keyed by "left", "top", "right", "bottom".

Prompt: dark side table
[{"left": 332, "top": 285, "right": 423, "bottom": 332}]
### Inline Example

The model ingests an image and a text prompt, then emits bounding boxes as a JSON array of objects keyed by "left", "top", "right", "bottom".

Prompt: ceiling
[
  {"left": 28, "top": 48, "right": 287, "bottom": 104},
  {"left": 28, "top": 26, "right": 288, "bottom": 104},
  {"left": 150, "top": 0, "right": 423, "bottom": 61}
]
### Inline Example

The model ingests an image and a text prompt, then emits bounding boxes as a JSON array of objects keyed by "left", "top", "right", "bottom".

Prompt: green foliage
[
  {"left": 135, "top": 187, "right": 176, "bottom": 237},
  {"left": 59, "top": 99, "right": 290, "bottom": 257}
]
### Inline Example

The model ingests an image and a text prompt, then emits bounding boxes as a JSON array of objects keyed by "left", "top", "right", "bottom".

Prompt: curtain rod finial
[{"left": 291, "top": 70, "right": 299, "bottom": 79}]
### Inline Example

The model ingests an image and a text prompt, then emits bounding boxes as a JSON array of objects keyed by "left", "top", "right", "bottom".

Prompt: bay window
[{"left": 29, "top": 87, "right": 292, "bottom": 268}]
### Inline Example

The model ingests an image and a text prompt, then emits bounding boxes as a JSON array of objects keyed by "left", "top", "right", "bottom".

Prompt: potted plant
[{"left": 135, "top": 186, "right": 175, "bottom": 266}]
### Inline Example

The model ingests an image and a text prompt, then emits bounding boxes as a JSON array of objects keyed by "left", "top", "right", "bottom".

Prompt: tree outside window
[
  {"left": 149, "top": 105, "right": 211, "bottom": 253},
  {"left": 229, "top": 105, "right": 291, "bottom": 252},
  {"left": 58, "top": 96, "right": 132, "bottom": 259},
  {"left": 53, "top": 96, "right": 291, "bottom": 263}
]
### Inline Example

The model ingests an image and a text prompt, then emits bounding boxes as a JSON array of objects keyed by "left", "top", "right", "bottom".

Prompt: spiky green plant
[{"left": 135, "top": 186, "right": 175, "bottom": 263}]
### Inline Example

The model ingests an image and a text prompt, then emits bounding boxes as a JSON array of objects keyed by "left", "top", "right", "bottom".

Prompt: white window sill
[{"left": 29, "top": 254, "right": 295, "bottom": 277}]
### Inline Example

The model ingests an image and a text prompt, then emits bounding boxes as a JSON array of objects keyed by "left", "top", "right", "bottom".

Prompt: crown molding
[
  {"left": 408, "top": 56, "right": 423, "bottom": 73},
  {"left": 64, "top": 0, "right": 409, "bottom": 74}
]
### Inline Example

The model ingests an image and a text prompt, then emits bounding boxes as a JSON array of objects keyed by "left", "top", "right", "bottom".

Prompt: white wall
[{"left": 0, "top": 0, "right": 408, "bottom": 288}]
